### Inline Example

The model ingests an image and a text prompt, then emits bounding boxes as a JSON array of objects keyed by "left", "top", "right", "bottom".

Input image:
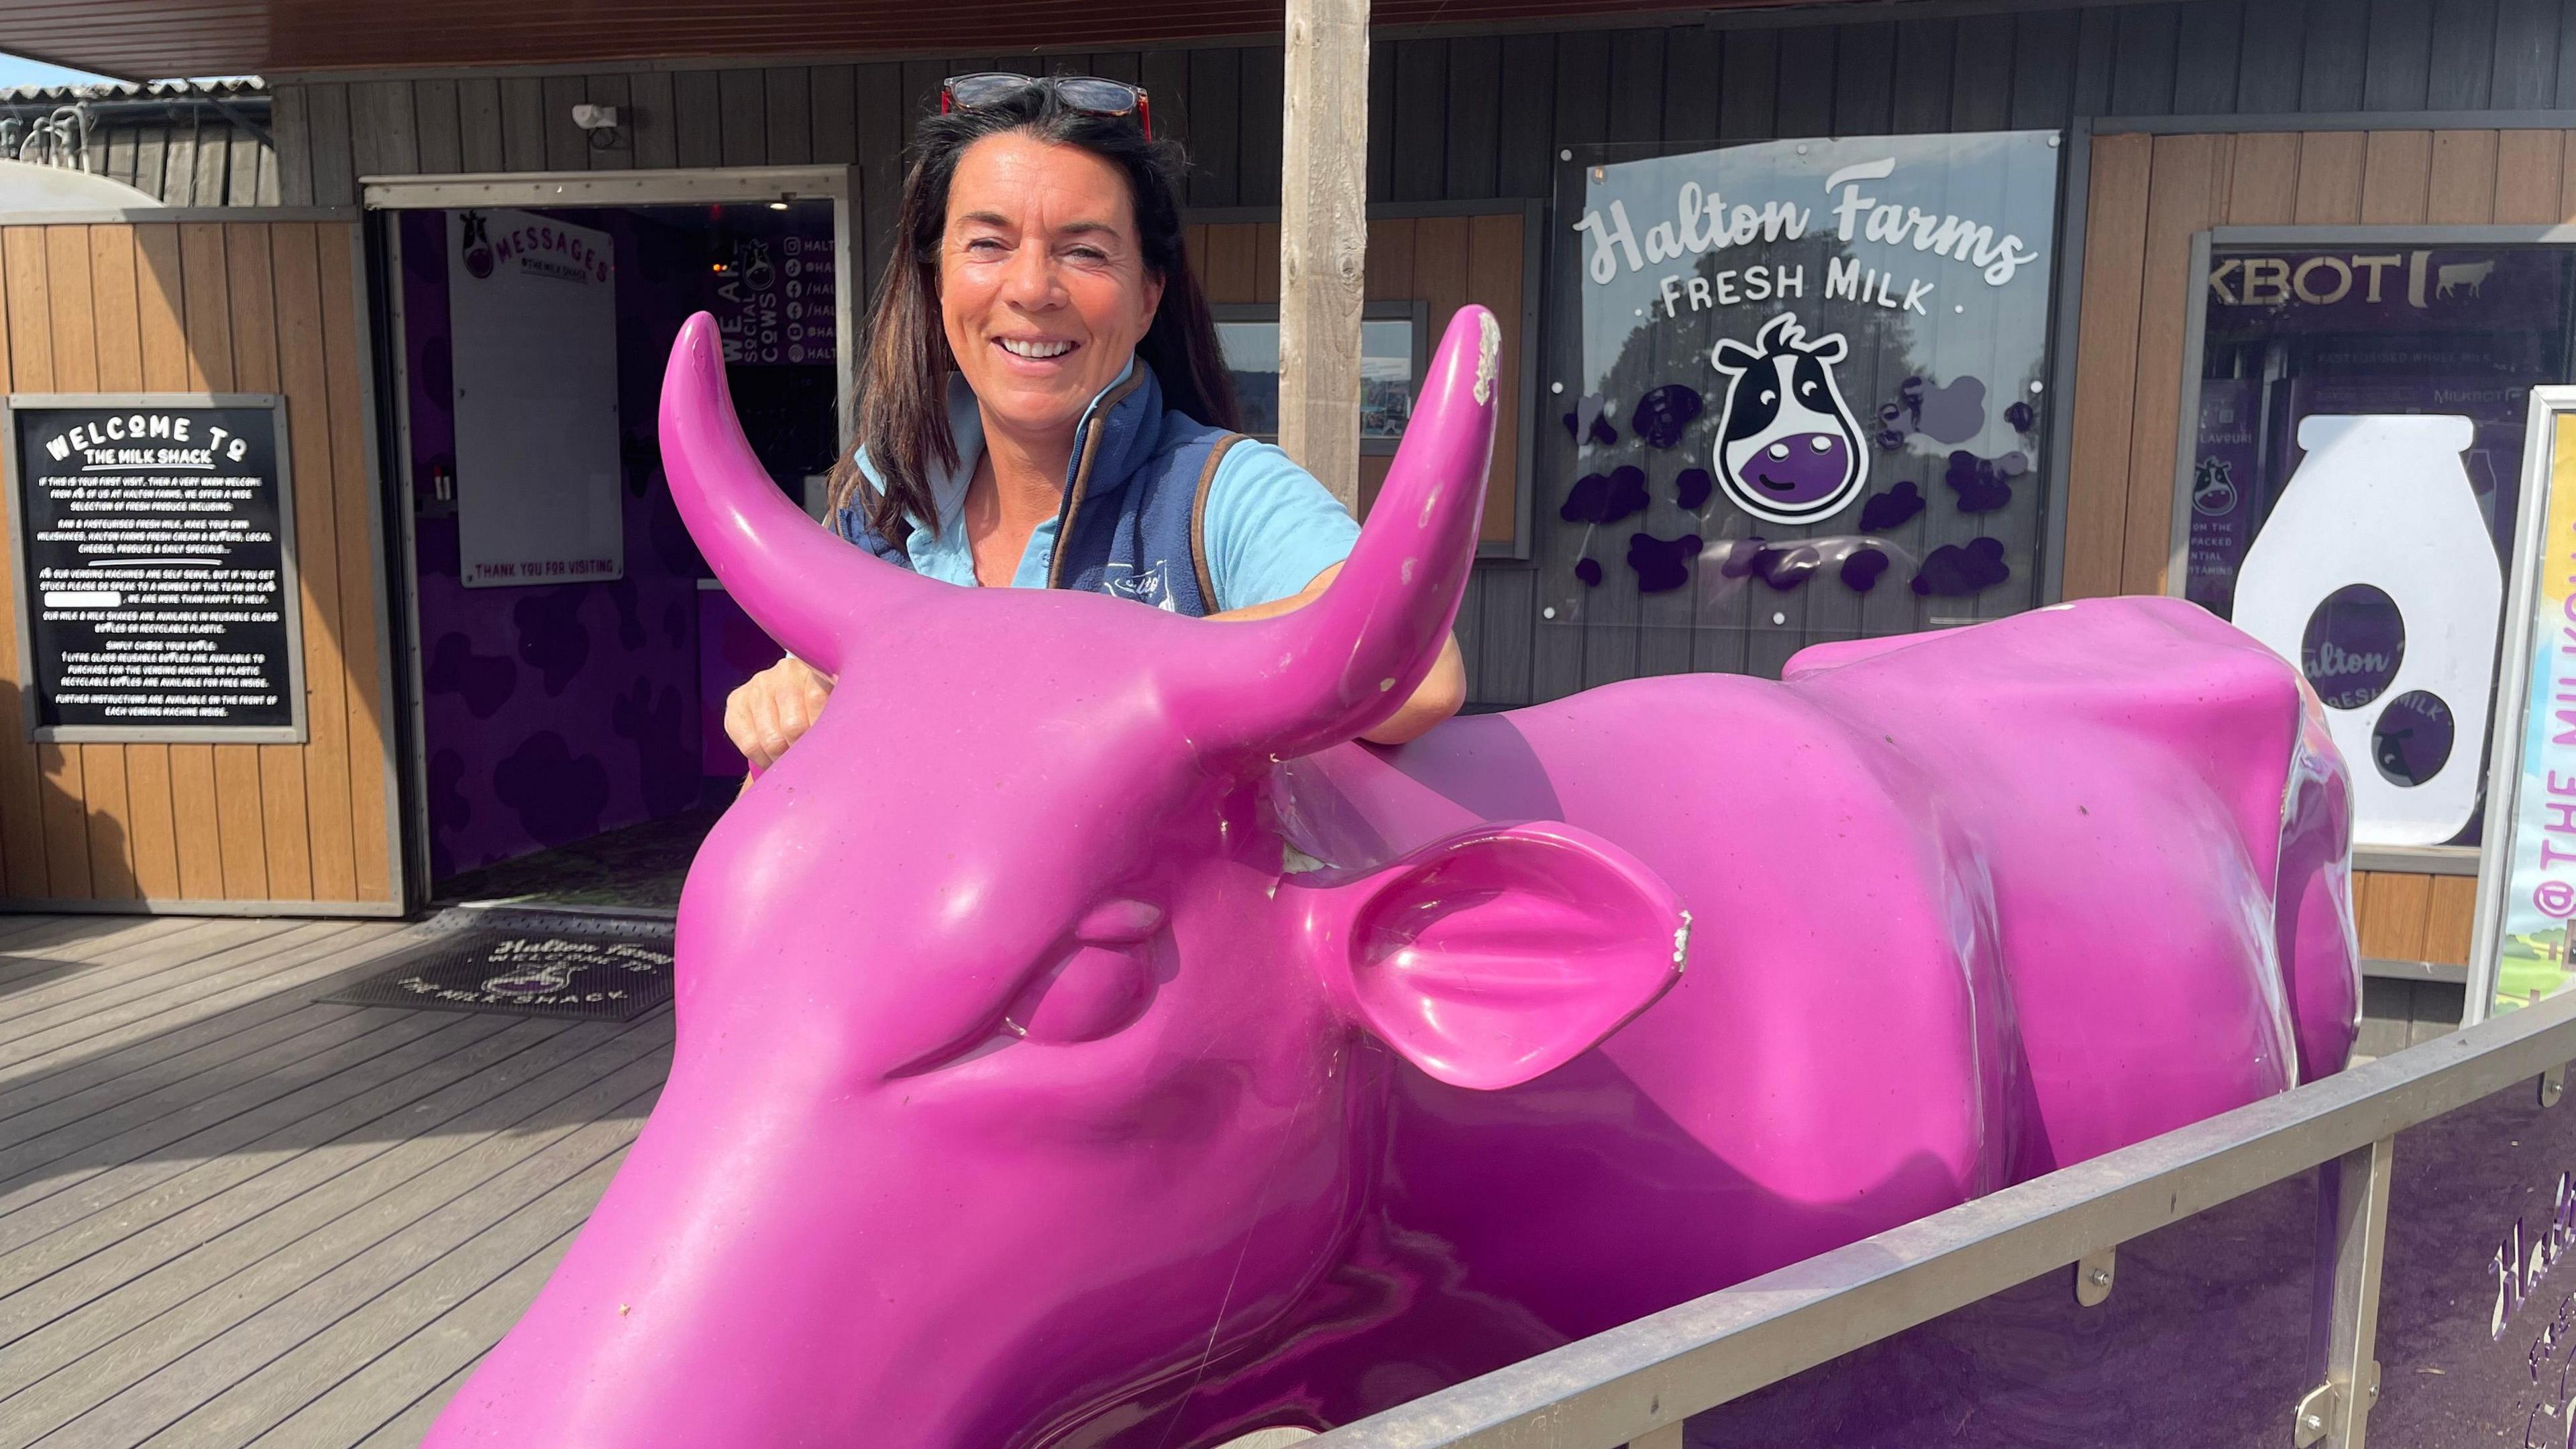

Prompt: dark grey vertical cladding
[
  {"left": 2432, "top": 0, "right": 2502, "bottom": 107},
  {"left": 764, "top": 66, "right": 812, "bottom": 167},
  {"left": 2072, "top": 5, "right": 2118, "bottom": 117},
  {"left": 1496, "top": 34, "right": 1558, "bottom": 198},
  {"left": 1893, "top": 18, "right": 1959, "bottom": 134},
  {"left": 1952, "top": 13, "right": 2018, "bottom": 131},
  {"left": 2365, "top": 0, "right": 2437, "bottom": 109},
  {"left": 2110, "top": 5, "right": 2182, "bottom": 115},
  {"left": 307, "top": 81, "right": 356, "bottom": 207},
  {"left": 458, "top": 77, "right": 506, "bottom": 172},
  {"left": 135, "top": 124, "right": 170, "bottom": 205},
  {"left": 1239, "top": 45, "right": 1285, "bottom": 208},
  {"left": 584, "top": 74, "right": 635, "bottom": 172},
  {"left": 1772, "top": 26, "right": 1836, "bottom": 140},
  {"left": 1391, "top": 40, "right": 1450, "bottom": 203},
  {"left": 542, "top": 74, "right": 588, "bottom": 170},
  {"left": 1659, "top": 27, "right": 1721, "bottom": 148},
  {"left": 2557, "top": 0, "right": 2576, "bottom": 102},
  {"left": 2302, "top": 0, "right": 2370, "bottom": 109},
  {"left": 1527, "top": 29, "right": 1608, "bottom": 707},
  {"left": 1605, "top": 28, "right": 1666, "bottom": 145},
  {"left": 1448, "top": 35, "right": 1505, "bottom": 199},
  {"left": 498, "top": 76, "right": 547, "bottom": 172},
  {"left": 1187, "top": 48, "right": 1244, "bottom": 207},
  {"left": 192, "top": 113, "right": 228, "bottom": 206},
  {"left": 674, "top": 71, "right": 723, "bottom": 169},
  {"left": 810, "top": 66, "right": 856, "bottom": 166},
  {"left": 627, "top": 72, "right": 676, "bottom": 170},
  {"left": 855, "top": 62, "right": 904, "bottom": 294},
  {"left": 2171, "top": 0, "right": 2245, "bottom": 114},
  {"left": 270, "top": 86, "right": 311, "bottom": 206},
  {"left": 413, "top": 78, "right": 464, "bottom": 175},
  {"left": 1719, "top": 28, "right": 1778, "bottom": 142},
  {"left": 2493, "top": 0, "right": 2563, "bottom": 105},
  {"left": 1367, "top": 40, "right": 1397, "bottom": 203},
  {"left": 718, "top": 69, "right": 766, "bottom": 168},
  {"left": 2238, "top": 0, "right": 2310, "bottom": 109},
  {"left": 1091, "top": 52, "right": 1143, "bottom": 85},
  {"left": 2009, "top": 9, "right": 2079, "bottom": 128}
]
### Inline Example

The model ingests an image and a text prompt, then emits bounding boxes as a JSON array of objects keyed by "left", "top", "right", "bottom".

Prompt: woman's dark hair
[{"left": 826, "top": 85, "right": 1239, "bottom": 544}]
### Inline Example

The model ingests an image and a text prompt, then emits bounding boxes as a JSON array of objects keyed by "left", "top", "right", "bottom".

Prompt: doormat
[{"left": 318, "top": 908, "right": 677, "bottom": 1022}]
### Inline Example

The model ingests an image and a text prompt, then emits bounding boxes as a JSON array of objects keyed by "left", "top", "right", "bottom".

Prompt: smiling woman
[{"left": 720, "top": 74, "right": 1466, "bottom": 769}]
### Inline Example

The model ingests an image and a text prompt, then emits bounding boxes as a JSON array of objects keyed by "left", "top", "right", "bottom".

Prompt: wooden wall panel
[{"left": 0, "top": 221, "right": 397, "bottom": 912}]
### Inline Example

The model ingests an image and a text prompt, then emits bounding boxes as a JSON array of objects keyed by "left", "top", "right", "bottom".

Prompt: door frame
[{"left": 358, "top": 165, "right": 859, "bottom": 904}]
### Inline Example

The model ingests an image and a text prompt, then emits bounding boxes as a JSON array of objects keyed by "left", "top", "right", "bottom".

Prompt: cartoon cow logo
[{"left": 1709, "top": 312, "right": 1867, "bottom": 526}]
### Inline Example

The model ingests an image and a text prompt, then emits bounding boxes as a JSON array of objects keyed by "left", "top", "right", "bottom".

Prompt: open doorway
[{"left": 375, "top": 171, "right": 851, "bottom": 912}]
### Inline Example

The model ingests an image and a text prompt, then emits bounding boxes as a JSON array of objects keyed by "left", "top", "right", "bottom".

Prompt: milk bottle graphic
[{"left": 2233, "top": 414, "right": 2501, "bottom": 845}]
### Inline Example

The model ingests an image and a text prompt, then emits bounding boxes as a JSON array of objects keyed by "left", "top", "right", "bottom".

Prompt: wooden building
[{"left": 0, "top": 0, "right": 2561, "bottom": 1001}]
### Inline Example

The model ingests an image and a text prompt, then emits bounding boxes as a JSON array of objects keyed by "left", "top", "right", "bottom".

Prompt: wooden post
[{"left": 1277, "top": 0, "right": 1370, "bottom": 514}]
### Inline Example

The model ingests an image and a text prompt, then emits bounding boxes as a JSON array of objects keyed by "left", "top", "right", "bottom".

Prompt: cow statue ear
[{"left": 1285, "top": 822, "right": 1689, "bottom": 1090}]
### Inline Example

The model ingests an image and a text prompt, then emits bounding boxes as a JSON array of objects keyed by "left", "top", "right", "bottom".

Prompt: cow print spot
[
  {"left": 424, "top": 633, "right": 517, "bottom": 719},
  {"left": 661, "top": 596, "right": 691, "bottom": 649},
  {"left": 1625, "top": 533, "right": 1704, "bottom": 594},
  {"left": 1561, "top": 398, "right": 1619, "bottom": 448},
  {"left": 1574, "top": 557, "right": 1604, "bottom": 588},
  {"left": 1631, "top": 385, "right": 1704, "bottom": 449},
  {"left": 1860, "top": 482, "right": 1926, "bottom": 533},
  {"left": 1559, "top": 466, "right": 1650, "bottom": 525},
  {"left": 492, "top": 731, "right": 612, "bottom": 846},
  {"left": 1754, "top": 544, "right": 1822, "bottom": 591},
  {"left": 1943, "top": 450, "right": 2027, "bottom": 514},
  {"left": 1912, "top": 537, "right": 2012, "bottom": 596},
  {"left": 1900, "top": 375, "right": 1988, "bottom": 445},
  {"left": 427, "top": 748, "right": 473, "bottom": 834},
  {"left": 650, "top": 490, "right": 707, "bottom": 577},
  {"left": 513, "top": 590, "right": 592, "bottom": 696},
  {"left": 1716, "top": 537, "right": 1768, "bottom": 580},
  {"left": 2005, "top": 400, "right": 2036, "bottom": 433},
  {"left": 612, "top": 679, "right": 702, "bottom": 818},
  {"left": 1675, "top": 468, "right": 1714, "bottom": 511},
  {"left": 608, "top": 578, "right": 647, "bottom": 651},
  {"left": 1841, "top": 547, "right": 1890, "bottom": 592},
  {"left": 1876, "top": 429, "right": 1909, "bottom": 453}
]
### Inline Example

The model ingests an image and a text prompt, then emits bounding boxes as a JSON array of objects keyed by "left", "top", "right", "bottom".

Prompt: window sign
[
  {"left": 1216, "top": 307, "right": 1422, "bottom": 450},
  {"left": 1543, "top": 132, "right": 2062, "bottom": 672},
  {"left": 2469, "top": 392, "right": 2576, "bottom": 1022},
  {"left": 2186, "top": 244, "right": 2573, "bottom": 849},
  {"left": 4, "top": 393, "right": 303, "bottom": 743}
]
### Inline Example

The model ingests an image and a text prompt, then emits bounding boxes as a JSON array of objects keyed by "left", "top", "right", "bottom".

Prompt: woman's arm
[{"left": 1207, "top": 561, "right": 1467, "bottom": 745}]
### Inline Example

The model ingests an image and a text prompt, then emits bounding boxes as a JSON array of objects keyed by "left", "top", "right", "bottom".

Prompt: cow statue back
[{"left": 424, "top": 307, "right": 2358, "bottom": 1448}]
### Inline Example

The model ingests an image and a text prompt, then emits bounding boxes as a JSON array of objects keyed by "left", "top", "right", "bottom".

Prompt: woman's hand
[{"left": 725, "top": 656, "right": 835, "bottom": 772}]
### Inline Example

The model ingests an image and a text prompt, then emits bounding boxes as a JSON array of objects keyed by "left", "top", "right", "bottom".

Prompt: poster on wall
[
  {"left": 3, "top": 394, "right": 301, "bottom": 742},
  {"left": 448, "top": 207, "right": 623, "bottom": 588},
  {"left": 712, "top": 227, "right": 836, "bottom": 366},
  {"left": 1545, "top": 131, "right": 2061, "bottom": 663},
  {"left": 2470, "top": 390, "right": 2576, "bottom": 1023}
]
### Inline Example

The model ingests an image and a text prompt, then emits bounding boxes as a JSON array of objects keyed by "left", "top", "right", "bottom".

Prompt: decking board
[{"left": 0, "top": 915, "right": 675, "bottom": 1448}]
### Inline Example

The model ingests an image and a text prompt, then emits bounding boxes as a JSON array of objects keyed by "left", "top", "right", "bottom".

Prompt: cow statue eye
[
  {"left": 1000, "top": 899, "right": 1164, "bottom": 1045},
  {"left": 1758, "top": 388, "right": 1777, "bottom": 406},
  {"left": 1801, "top": 380, "right": 1820, "bottom": 398}
]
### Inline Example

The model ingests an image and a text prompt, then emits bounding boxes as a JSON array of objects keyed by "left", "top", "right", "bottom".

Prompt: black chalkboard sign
[{"left": 5, "top": 394, "right": 303, "bottom": 742}]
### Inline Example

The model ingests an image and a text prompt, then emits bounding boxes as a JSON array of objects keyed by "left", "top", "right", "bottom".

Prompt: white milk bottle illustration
[{"left": 2233, "top": 414, "right": 2501, "bottom": 845}]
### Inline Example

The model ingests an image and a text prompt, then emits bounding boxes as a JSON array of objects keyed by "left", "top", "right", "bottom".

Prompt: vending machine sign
[{"left": 3, "top": 393, "right": 303, "bottom": 743}]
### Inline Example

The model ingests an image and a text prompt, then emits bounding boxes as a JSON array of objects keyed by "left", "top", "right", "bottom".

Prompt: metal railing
[{"left": 1306, "top": 984, "right": 2576, "bottom": 1449}]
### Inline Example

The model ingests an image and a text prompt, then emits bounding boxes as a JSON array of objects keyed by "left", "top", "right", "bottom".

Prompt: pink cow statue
[{"left": 425, "top": 307, "right": 2359, "bottom": 1447}]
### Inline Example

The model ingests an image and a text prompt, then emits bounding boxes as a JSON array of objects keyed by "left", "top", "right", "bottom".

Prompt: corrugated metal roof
[
  {"left": 0, "top": 1, "right": 1856, "bottom": 80},
  {"left": 0, "top": 76, "right": 265, "bottom": 105}
]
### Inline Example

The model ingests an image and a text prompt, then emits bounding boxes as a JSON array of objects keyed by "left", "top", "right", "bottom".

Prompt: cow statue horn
[
  {"left": 658, "top": 311, "right": 936, "bottom": 679},
  {"left": 1181, "top": 305, "right": 1501, "bottom": 761}
]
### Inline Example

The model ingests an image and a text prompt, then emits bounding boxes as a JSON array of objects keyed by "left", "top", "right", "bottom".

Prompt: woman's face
[{"left": 941, "top": 131, "right": 1165, "bottom": 447}]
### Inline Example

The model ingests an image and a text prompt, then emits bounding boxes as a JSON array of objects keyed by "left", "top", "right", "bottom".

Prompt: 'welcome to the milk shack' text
[{"left": 1572, "top": 157, "right": 2044, "bottom": 319}]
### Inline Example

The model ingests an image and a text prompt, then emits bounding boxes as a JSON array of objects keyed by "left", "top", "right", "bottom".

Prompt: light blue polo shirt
[{"left": 849, "top": 368, "right": 1360, "bottom": 612}]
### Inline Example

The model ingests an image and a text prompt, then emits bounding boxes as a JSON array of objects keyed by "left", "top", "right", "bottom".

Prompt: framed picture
[
  {"left": 2468, "top": 386, "right": 2576, "bottom": 1024},
  {"left": 1213, "top": 301, "right": 1430, "bottom": 455}
]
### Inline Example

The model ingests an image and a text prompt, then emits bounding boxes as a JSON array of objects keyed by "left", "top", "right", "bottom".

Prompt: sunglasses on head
[{"left": 939, "top": 72, "right": 1153, "bottom": 140}]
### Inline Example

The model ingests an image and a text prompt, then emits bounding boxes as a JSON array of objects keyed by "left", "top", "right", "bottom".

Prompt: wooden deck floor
[{"left": 0, "top": 913, "right": 670, "bottom": 1448}]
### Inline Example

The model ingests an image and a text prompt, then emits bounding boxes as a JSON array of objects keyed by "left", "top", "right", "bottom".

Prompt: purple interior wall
[{"left": 404, "top": 207, "right": 708, "bottom": 881}]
